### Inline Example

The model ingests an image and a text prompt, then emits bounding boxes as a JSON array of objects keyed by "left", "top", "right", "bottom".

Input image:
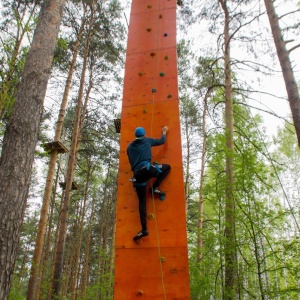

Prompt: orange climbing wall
[{"left": 114, "top": 0, "right": 190, "bottom": 299}]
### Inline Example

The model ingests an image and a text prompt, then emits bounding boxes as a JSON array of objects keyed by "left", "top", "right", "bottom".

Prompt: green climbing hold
[
  {"left": 167, "top": 94, "right": 172, "bottom": 98},
  {"left": 164, "top": 55, "right": 169, "bottom": 60},
  {"left": 138, "top": 72, "right": 143, "bottom": 76},
  {"left": 160, "top": 72, "right": 165, "bottom": 77}
]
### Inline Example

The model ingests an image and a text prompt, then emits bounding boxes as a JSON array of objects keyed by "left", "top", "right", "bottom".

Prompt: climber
[{"left": 127, "top": 126, "right": 171, "bottom": 242}]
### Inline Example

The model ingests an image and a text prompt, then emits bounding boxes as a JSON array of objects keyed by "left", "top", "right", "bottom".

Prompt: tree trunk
[
  {"left": 197, "top": 93, "right": 208, "bottom": 263},
  {"left": 219, "top": 1, "right": 236, "bottom": 299},
  {"left": 184, "top": 118, "right": 191, "bottom": 213},
  {"left": 47, "top": 190, "right": 64, "bottom": 300},
  {"left": 36, "top": 164, "right": 61, "bottom": 300},
  {"left": 0, "top": 0, "right": 66, "bottom": 298},
  {"left": 26, "top": 18, "right": 85, "bottom": 300},
  {"left": 79, "top": 197, "right": 95, "bottom": 297},
  {"left": 264, "top": 0, "right": 300, "bottom": 147},
  {"left": 70, "top": 166, "right": 92, "bottom": 300},
  {"left": 51, "top": 6, "right": 94, "bottom": 296}
]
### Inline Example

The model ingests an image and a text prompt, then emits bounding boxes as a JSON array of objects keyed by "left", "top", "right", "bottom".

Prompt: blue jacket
[{"left": 127, "top": 134, "right": 166, "bottom": 171}]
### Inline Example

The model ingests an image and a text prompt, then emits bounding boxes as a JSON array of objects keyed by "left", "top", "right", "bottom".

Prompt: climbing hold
[
  {"left": 150, "top": 52, "right": 156, "bottom": 56},
  {"left": 152, "top": 88, "right": 156, "bottom": 93},
  {"left": 167, "top": 94, "right": 172, "bottom": 98},
  {"left": 160, "top": 257, "right": 166, "bottom": 262},
  {"left": 143, "top": 109, "right": 147, "bottom": 113},
  {"left": 164, "top": 55, "right": 169, "bottom": 60},
  {"left": 159, "top": 14, "right": 163, "bottom": 18},
  {"left": 164, "top": 33, "right": 168, "bottom": 37},
  {"left": 148, "top": 213, "right": 155, "bottom": 220},
  {"left": 136, "top": 290, "right": 143, "bottom": 296},
  {"left": 159, "top": 72, "right": 165, "bottom": 77},
  {"left": 135, "top": 239, "right": 142, "bottom": 245},
  {"left": 138, "top": 72, "right": 143, "bottom": 76},
  {"left": 147, "top": 4, "right": 152, "bottom": 8},
  {"left": 146, "top": 28, "right": 152, "bottom": 32}
]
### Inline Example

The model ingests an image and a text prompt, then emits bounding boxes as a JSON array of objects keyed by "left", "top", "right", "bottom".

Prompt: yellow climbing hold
[{"left": 148, "top": 213, "right": 155, "bottom": 220}]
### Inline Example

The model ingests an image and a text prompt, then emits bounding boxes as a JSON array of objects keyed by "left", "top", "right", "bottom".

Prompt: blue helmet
[{"left": 135, "top": 127, "right": 146, "bottom": 138}]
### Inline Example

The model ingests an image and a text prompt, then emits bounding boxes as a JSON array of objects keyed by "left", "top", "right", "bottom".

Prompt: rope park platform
[{"left": 114, "top": 0, "right": 191, "bottom": 298}]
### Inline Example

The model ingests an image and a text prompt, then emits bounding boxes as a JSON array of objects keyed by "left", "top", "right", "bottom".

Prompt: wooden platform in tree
[
  {"left": 43, "top": 141, "right": 69, "bottom": 154},
  {"left": 59, "top": 181, "right": 79, "bottom": 190}
]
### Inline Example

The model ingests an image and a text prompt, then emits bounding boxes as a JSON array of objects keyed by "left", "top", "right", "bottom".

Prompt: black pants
[{"left": 134, "top": 164, "right": 171, "bottom": 230}]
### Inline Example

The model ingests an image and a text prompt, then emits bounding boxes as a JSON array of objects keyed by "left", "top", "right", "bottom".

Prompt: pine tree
[{"left": 0, "top": 0, "right": 66, "bottom": 298}]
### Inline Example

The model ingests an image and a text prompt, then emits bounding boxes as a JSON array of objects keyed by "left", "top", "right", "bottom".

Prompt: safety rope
[
  {"left": 149, "top": 2, "right": 167, "bottom": 298},
  {"left": 150, "top": 188, "right": 167, "bottom": 299}
]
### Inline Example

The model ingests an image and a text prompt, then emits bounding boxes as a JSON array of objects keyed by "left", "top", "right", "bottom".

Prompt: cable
[{"left": 149, "top": 2, "right": 167, "bottom": 299}]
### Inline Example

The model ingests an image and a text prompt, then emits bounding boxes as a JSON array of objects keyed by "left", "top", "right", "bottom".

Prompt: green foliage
[
  {"left": 187, "top": 89, "right": 300, "bottom": 298},
  {"left": 0, "top": 40, "right": 29, "bottom": 120},
  {"left": 0, "top": 0, "right": 39, "bottom": 123},
  {"left": 5, "top": 0, "right": 300, "bottom": 298},
  {"left": 52, "top": 37, "right": 72, "bottom": 71},
  {"left": 8, "top": 276, "right": 27, "bottom": 300}
]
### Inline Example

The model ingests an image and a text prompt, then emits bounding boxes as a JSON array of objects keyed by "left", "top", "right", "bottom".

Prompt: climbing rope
[{"left": 149, "top": 2, "right": 167, "bottom": 298}]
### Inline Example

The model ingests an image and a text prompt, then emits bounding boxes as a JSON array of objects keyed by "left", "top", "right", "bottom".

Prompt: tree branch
[
  {"left": 288, "top": 43, "right": 300, "bottom": 54},
  {"left": 278, "top": 8, "right": 300, "bottom": 20}
]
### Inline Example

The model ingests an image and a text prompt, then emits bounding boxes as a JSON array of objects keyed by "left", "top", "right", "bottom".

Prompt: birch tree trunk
[
  {"left": 264, "top": 0, "right": 300, "bottom": 147},
  {"left": 0, "top": 0, "right": 66, "bottom": 298}
]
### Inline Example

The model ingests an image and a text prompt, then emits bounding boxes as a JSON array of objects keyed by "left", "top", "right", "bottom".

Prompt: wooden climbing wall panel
[{"left": 114, "top": 0, "right": 190, "bottom": 299}]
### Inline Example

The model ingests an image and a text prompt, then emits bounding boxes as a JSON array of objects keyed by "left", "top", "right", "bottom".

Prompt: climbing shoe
[
  {"left": 149, "top": 187, "right": 166, "bottom": 197},
  {"left": 133, "top": 230, "right": 149, "bottom": 241}
]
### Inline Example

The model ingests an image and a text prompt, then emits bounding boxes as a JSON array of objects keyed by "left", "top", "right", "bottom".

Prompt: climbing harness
[{"left": 129, "top": 162, "right": 163, "bottom": 188}]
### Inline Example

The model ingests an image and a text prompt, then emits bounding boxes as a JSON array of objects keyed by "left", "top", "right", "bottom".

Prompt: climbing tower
[{"left": 114, "top": 0, "right": 190, "bottom": 298}]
